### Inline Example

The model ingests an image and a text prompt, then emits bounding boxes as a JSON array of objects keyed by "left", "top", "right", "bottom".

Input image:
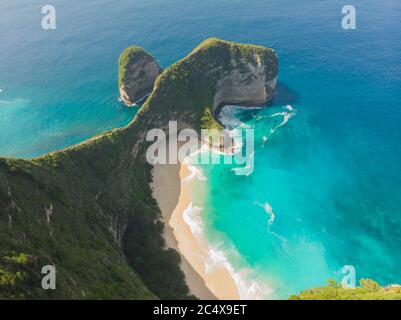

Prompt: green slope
[{"left": 1, "top": 37, "right": 398, "bottom": 301}]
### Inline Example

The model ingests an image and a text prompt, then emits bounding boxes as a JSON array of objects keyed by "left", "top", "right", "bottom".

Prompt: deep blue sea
[{"left": 1, "top": 0, "right": 400, "bottom": 299}]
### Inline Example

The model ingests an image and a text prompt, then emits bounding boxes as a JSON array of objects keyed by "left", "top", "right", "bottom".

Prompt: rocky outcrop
[
  {"left": 213, "top": 63, "right": 277, "bottom": 111},
  {"left": 134, "top": 38, "right": 278, "bottom": 133},
  {"left": 3, "top": 38, "right": 398, "bottom": 301},
  {"left": 118, "top": 46, "right": 162, "bottom": 106},
  {"left": 213, "top": 48, "right": 278, "bottom": 112}
]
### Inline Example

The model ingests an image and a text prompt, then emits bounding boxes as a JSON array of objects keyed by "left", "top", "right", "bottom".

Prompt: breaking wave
[
  {"left": 181, "top": 197, "right": 274, "bottom": 299},
  {"left": 181, "top": 164, "right": 275, "bottom": 299}
]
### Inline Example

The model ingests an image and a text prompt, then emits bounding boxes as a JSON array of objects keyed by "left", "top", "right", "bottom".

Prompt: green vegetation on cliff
[
  {"left": 0, "top": 36, "right": 398, "bottom": 301},
  {"left": 118, "top": 46, "right": 162, "bottom": 105},
  {"left": 290, "top": 279, "right": 401, "bottom": 300},
  {"left": 136, "top": 38, "right": 278, "bottom": 133},
  {"left": 118, "top": 46, "right": 149, "bottom": 87},
  {"left": 201, "top": 106, "right": 223, "bottom": 131},
  {"left": 7, "top": 38, "right": 395, "bottom": 302},
  {"left": 0, "top": 148, "right": 159, "bottom": 299}
]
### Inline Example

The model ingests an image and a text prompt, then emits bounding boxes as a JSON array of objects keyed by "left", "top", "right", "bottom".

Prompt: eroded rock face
[
  {"left": 135, "top": 38, "right": 278, "bottom": 133},
  {"left": 213, "top": 60, "right": 278, "bottom": 111},
  {"left": 0, "top": 39, "right": 279, "bottom": 300},
  {"left": 118, "top": 46, "right": 162, "bottom": 106}
]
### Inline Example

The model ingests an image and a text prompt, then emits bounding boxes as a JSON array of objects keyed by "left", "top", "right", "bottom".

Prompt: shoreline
[{"left": 151, "top": 162, "right": 240, "bottom": 300}]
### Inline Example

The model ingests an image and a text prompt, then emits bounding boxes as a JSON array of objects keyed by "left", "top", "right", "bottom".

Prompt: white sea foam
[
  {"left": 183, "top": 164, "right": 207, "bottom": 182},
  {"left": 253, "top": 105, "right": 297, "bottom": 134},
  {"left": 188, "top": 128, "right": 244, "bottom": 161},
  {"left": 178, "top": 105, "right": 298, "bottom": 299},
  {"left": 218, "top": 105, "right": 257, "bottom": 130},
  {"left": 262, "top": 135, "right": 268, "bottom": 147},
  {"left": 205, "top": 244, "right": 273, "bottom": 299},
  {"left": 270, "top": 112, "right": 286, "bottom": 118},
  {"left": 0, "top": 97, "right": 30, "bottom": 106},
  {"left": 285, "top": 104, "right": 294, "bottom": 111},
  {"left": 218, "top": 109, "right": 243, "bottom": 129},
  {"left": 269, "top": 105, "right": 297, "bottom": 134},
  {"left": 181, "top": 187, "right": 274, "bottom": 299},
  {"left": 0, "top": 98, "right": 16, "bottom": 105},
  {"left": 271, "top": 112, "right": 295, "bottom": 133},
  {"left": 256, "top": 201, "right": 276, "bottom": 225},
  {"left": 182, "top": 202, "right": 205, "bottom": 240}
]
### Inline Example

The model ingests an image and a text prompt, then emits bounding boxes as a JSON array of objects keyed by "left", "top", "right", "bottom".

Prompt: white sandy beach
[{"left": 151, "top": 162, "right": 240, "bottom": 300}]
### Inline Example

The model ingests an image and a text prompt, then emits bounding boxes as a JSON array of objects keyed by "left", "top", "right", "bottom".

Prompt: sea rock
[{"left": 118, "top": 46, "right": 162, "bottom": 106}]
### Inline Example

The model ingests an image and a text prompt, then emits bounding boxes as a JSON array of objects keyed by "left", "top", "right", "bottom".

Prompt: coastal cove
[
  {"left": 0, "top": 38, "right": 281, "bottom": 299},
  {"left": 1, "top": 0, "right": 401, "bottom": 300},
  {"left": 151, "top": 162, "right": 241, "bottom": 300}
]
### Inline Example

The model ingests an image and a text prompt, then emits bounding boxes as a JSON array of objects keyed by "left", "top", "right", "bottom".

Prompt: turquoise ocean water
[{"left": 1, "top": 1, "right": 400, "bottom": 298}]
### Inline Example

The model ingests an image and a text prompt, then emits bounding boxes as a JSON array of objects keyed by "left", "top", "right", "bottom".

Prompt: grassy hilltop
[{"left": 118, "top": 45, "right": 148, "bottom": 87}]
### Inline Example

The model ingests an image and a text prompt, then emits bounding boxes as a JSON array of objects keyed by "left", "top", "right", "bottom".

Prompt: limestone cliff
[
  {"left": 118, "top": 46, "right": 162, "bottom": 106},
  {"left": 133, "top": 38, "right": 278, "bottom": 133},
  {"left": 0, "top": 38, "right": 278, "bottom": 300}
]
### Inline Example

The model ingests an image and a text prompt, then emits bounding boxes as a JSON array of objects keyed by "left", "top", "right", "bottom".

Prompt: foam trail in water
[
  {"left": 270, "top": 106, "right": 297, "bottom": 134},
  {"left": 0, "top": 97, "right": 30, "bottom": 106},
  {"left": 0, "top": 99, "right": 14, "bottom": 104},
  {"left": 218, "top": 105, "right": 258, "bottom": 130},
  {"left": 264, "top": 105, "right": 297, "bottom": 135},
  {"left": 268, "top": 230, "right": 289, "bottom": 252},
  {"left": 285, "top": 104, "right": 294, "bottom": 111},
  {"left": 255, "top": 201, "right": 276, "bottom": 225},
  {"left": 218, "top": 105, "right": 244, "bottom": 129},
  {"left": 262, "top": 135, "right": 268, "bottom": 147},
  {"left": 253, "top": 105, "right": 297, "bottom": 143}
]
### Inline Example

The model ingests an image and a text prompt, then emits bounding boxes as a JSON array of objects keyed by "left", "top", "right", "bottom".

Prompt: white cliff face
[{"left": 213, "top": 55, "right": 278, "bottom": 111}]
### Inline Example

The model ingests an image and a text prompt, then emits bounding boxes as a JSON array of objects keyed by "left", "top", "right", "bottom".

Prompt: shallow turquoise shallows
[{"left": 1, "top": 0, "right": 400, "bottom": 299}]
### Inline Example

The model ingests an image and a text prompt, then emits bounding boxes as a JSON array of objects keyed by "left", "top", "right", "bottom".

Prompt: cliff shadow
[{"left": 270, "top": 81, "right": 300, "bottom": 107}]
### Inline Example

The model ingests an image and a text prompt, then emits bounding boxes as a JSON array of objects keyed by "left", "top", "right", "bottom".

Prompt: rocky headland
[{"left": 0, "top": 38, "right": 278, "bottom": 299}]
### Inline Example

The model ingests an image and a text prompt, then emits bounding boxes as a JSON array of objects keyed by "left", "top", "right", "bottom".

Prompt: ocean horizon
[{"left": 1, "top": 0, "right": 401, "bottom": 299}]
